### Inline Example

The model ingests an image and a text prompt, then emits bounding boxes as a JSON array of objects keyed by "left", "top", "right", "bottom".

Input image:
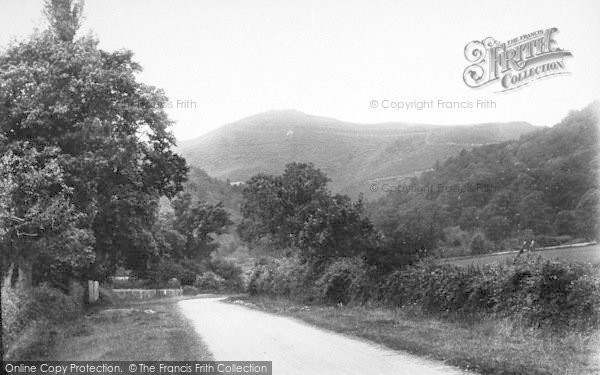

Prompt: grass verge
[
  {"left": 45, "top": 296, "right": 212, "bottom": 360},
  {"left": 229, "top": 295, "right": 600, "bottom": 375}
]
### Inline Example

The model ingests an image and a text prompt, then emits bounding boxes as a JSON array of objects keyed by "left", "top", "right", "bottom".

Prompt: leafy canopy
[{"left": 0, "top": 0, "right": 187, "bottom": 282}]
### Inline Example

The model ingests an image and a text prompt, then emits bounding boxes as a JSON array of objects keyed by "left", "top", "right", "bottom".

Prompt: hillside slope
[
  {"left": 368, "top": 102, "right": 600, "bottom": 253},
  {"left": 178, "top": 110, "right": 538, "bottom": 197}
]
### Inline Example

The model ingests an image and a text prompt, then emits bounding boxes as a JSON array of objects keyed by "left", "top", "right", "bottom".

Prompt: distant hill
[
  {"left": 177, "top": 110, "right": 538, "bottom": 197},
  {"left": 160, "top": 166, "right": 244, "bottom": 222}
]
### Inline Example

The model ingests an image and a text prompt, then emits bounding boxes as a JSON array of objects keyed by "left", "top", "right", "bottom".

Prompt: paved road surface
[{"left": 178, "top": 297, "right": 469, "bottom": 375}]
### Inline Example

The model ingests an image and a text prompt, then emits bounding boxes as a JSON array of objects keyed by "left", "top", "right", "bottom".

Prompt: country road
[{"left": 178, "top": 297, "right": 469, "bottom": 375}]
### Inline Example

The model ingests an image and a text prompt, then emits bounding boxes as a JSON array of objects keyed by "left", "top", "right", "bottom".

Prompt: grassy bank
[
  {"left": 230, "top": 296, "right": 600, "bottom": 375},
  {"left": 41, "top": 296, "right": 212, "bottom": 361},
  {"left": 2, "top": 284, "right": 85, "bottom": 360}
]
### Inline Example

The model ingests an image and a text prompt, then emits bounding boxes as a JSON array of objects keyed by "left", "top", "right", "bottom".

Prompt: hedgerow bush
[
  {"left": 2, "top": 283, "right": 83, "bottom": 359},
  {"left": 247, "top": 254, "right": 600, "bottom": 331},
  {"left": 469, "top": 232, "right": 491, "bottom": 255},
  {"left": 377, "top": 267, "right": 424, "bottom": 307},
  {"left": 567, "top": 273, "right": 600, "bottom": 330},
  {"left": 120, "top": 257, "right": 245, "bottom": 291},
  {"left": 208, "top": 258, "right": 244, "bottom": 291},
  {"left": 166, "top": 278, "right": 181, "bottom": 288},
  {"left": 195, "top": 271, "right": 227, "bottom": 292},
  {"left": 247, "top": 257, "right": 313, "bottom": 300},
  {"left": 2, "top": 287, "right": 21, "bottom": 354},
  {"left": 146, "top": 259, "right": 198, "bottom": 287},
  {"left": 521, "top": 260, "right": 600, "bottom": 330},
  {"left": 182, "top": 285, "right": 200, "bottom": 295},
  {"left": 443, "top": 226, "right": 469, "bottom": 248},
  {"left": 377, "top": 257, "right": 600, "bottom": 330},
  {"left": 316, "top": 257, "right": 370, "bottom": 304}
]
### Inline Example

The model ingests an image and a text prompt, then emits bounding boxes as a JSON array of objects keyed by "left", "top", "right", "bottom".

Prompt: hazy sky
[{"left": 1, "top": 0, "right": 599, "bottom": 141}]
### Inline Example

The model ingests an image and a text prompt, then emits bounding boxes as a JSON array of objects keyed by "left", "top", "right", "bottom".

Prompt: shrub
[
  {"left": 209, "top": 258, "right": 244, "bottom": 291},
  {"left": 443, "top": 226, "right": 469, "bottom": 248},
  {"left": 246, "top": 254, "right": 600, "bottom": 332},
  {"left": 470, "top": 232, "right": 490, "bottom": 255},
  {"left": 379, "top": 267, "right": 424, "bottom": 307},
  {"left": 195, "top": 272, "right": 227, "bottom": 292},
  {"left": 1, "top": 286, "right": 21, "bottom": 354},
  {"left": 246, "top": 261, "right": 275, "bottom": 296},
  {"left": 166, "top": 278, "right": 181, "bottom": 288},
  {"left": 23, "top": 284, "right": 82, "bottom": 323},
  {"left": 554, "top": 210, "right": 577, "bottom": 235},
  {"left": 5, "top": 319, "right": 55, "bottom": 360},
  {"left": 182, "top": 285, "right": 200, "bottom": 296},
  {"left": 316, "top": 257, "right": 368, "bottom": 305},
  {"left": 68, "top": 281, "right": 85, "bottom": 305},
  {"left": 2, "top": 284, "right": 83, "bottom": 359},
  {"left": 146, "top": 259, "right": 198, "bottom": 287},
  {"left": 382, "top": 257, "right": 600, "bottom": 330},
  {"left": 567, "top": 273, "right": 600, "bottom": 330},
  {"left": 98, "top": 286, "right": 118, "bottom": 306},
  {"left": 246, "top": 264, "right": 268, "bottom": 296},
  {"left": 245, "top": 256, "right": 319, "bottom": 302},
  {"left": 272, "top": 258, "right": 312, "bottom": 298},
  {"left": 524, "top": 260, "right": 600, "bottom": 329}
]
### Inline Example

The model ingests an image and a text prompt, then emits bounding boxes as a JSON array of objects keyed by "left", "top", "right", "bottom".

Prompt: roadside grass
[
  {"left": 3, "top": 318, "right": 89, "bottom": 360},
  {"left": 230, "top": 296, "right": 600, "bottom": 375},
  {"left": 46, "top": 297, "right": 212, "bottom": 361}
]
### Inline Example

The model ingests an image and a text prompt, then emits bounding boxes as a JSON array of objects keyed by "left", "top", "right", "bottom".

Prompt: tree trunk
[
  {"left": 2, "top": 262, "right": 15, "bottom": 289},
  {"left": 16, "top": 260, "right": 32, "bottom": 290}
]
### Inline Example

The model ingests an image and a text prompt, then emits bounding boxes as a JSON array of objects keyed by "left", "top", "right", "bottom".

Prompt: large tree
[
  {"left": 0, "top": 143, "right": 95, "bottom": 287},
  {"left": 239, "top": 162, "right": 330, "bottom": 247},
  {"left": 239, "top": 163, "right": 378, "bottom": 264},
  {"left": 0, "top": 0, "right": 187, "bottom": 283},
  {"left": 373, "top": 197, "right": 448, "bottom": 267},
  {"left": 171, "top": 192, "right": 231, "bottom": 261}
]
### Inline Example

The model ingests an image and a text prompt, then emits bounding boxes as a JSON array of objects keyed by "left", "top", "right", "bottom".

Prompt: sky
[{"left": 1, "top": 0, "right": 599, "bottom": 141}]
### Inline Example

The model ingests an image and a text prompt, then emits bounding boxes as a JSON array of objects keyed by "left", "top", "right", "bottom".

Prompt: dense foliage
[
  {"left": 377, "top": 257, "right": 600, "bottom": 330},
  {"left": 184, "top": 166, "right": 243, "bottom": 212},
  {"left": 0, "top": 0, "right": 188, "bottom": 286},
  {"left": 2, "top": 282, "right": 84, "bottom": 359},
  {"left": 369, "top": 103, "right": 600, "bottom": 256},
  {"left": 0, "top": 145, "right": 95, "bottom": 287},
  {"left": 248, "top": 255, "right": 600, "bottom": 331},
  {"left": 239, "top": 162, "right": 379, "bottom": 265},
  {"left": 242, "top": 104, "right": 600, "bottom": 333},
  {"left": 169, "top": 192, "right": 231, "bottom": 261}
]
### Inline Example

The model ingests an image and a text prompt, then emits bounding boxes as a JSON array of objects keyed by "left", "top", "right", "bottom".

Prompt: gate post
[{"left": 88, "top": 280, "right": 99, "bottom": 303}]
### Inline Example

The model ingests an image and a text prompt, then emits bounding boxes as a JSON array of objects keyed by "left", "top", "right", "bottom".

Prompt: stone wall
[{"left": 111, "top": 288, "right": 182, "bottom": 300}]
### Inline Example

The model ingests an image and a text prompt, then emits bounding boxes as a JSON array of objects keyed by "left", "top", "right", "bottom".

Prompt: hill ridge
[{"left": 177, "top": 110, "right": 539, "bottom": 198}]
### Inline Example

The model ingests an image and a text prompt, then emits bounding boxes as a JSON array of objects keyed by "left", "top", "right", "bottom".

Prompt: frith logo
[{"left": 463, "top": 28, "right": 572, "bottom": 92}]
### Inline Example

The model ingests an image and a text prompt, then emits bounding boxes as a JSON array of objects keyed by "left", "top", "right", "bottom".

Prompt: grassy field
[
  {"left": 46, "top": 296, "right": 212, "bottom": 361},
  {"left": 442, "top": 244, "right": 600, "bottom": 267},
  {"left": 230, "top": 296, "right": 600, "bottom": 375}
]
